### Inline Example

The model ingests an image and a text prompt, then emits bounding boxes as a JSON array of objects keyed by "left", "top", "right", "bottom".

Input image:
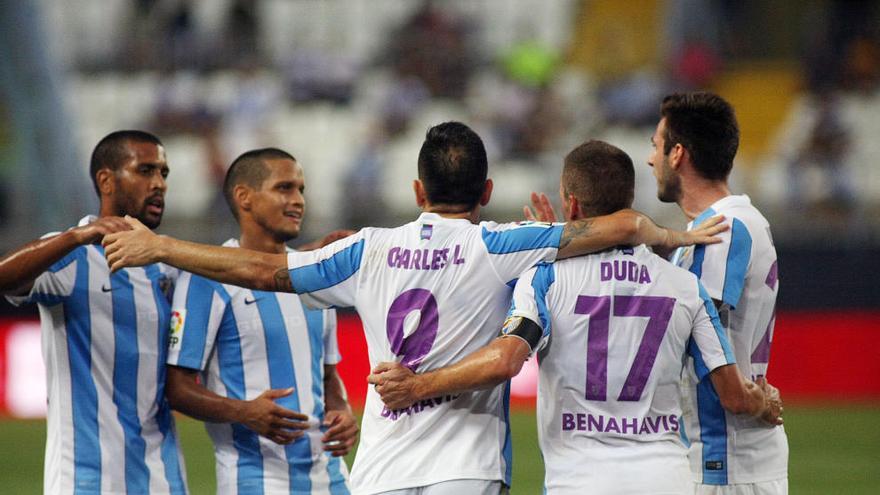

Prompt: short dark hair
[
  {"left": 660, "top": 92, "right": 739, "bottom": 181},
  {"left": 223, "top": 147, "right": 297, "bottom": 219},
  {"left": 89, "top": 130, "right": 163, "bottom": 195},
  {"left": 562, "top": 140, "right": 634, "bottom": 217},
  {"left": 417, "top": 122, "right": 488, "bottom": 210}
]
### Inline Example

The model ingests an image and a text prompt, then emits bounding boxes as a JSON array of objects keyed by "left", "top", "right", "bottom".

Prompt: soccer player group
[{"left": 0, "top": 91, "right": 787, "bottom": 494}]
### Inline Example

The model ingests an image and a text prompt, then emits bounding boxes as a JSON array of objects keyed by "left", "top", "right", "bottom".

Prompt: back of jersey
[
  {"left": 672, "top": 195, "right": 787, "bottom": 485},
  {"left": 510, "top": 246, "right": 733, "bottom": 494},
  {"left": 286, "top": 212, "right": 562, "bottom": 494}
]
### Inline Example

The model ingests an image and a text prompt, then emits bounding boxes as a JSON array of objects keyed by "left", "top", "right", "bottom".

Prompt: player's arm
[
  {"left": 0, "top": 217, "right": 131, "bottom": 295},
  {"left": 708, "top": 364, "right": 783, "bottom": 425},
  {"left": 297, "top": 230, "right": 355, "bottom": 251},
  {"left": 165, "top": 365, "right": 310, "bottom": 444},
  {"left": 556, "top": 209, "right": 728, "bottom": 260},
  {"left": 321, "top": 364, "right": 359, "bottom": 456},
  {"left": 368, "top": 318, "right": 540, "bottom": 410},
  {"left": 103, "top": 217, "right": 292, "bottom": 292}
]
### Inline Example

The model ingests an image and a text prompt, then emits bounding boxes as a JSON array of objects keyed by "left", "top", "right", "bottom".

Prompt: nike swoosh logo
[
  {"left": 244, "top": 298, "right": 258, "bottom": 305},
  {"left": 101, "top": 285, "right": 114, "bottom": 293}
]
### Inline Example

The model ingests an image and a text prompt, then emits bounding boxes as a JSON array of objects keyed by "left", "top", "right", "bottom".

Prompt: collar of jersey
[
  {"left": 223, "top": 237, "right": 295, "bottom": 253},
  {"left": 416, "top": 211, "right": 473, "bottom": 225},
  {"left": 78, "top": 214, "right": 97, "bottom": 227}
]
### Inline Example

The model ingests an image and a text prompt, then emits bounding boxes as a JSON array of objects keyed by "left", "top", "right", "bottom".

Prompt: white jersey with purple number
[
  {"left": 671, "top": 195, "right": 788, "bottom": 485},
  {"left": 508, "top": 245, "right": 734, "bottom": 495},
  {"left": 5, "top": 216, "right": 187, "bottom": 495},
  {"left": 286, "top": 212, "right": 563, "bottom": 494},
  {"left": 167, "top": 240, "right": 349, "bottom": 495}
]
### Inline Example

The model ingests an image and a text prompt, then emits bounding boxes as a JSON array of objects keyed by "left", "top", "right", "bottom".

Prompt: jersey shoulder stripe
[
  {"left": 290, "top": 238, "right": 365, "bottom": 293},
  {"left": 481, "top": 223, "right": 563, "bottom": 254},
  {"left": 720, "top": 218, "right": 752, "bottom": 309}
]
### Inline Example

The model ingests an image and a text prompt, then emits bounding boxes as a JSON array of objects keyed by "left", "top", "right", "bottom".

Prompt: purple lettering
[
  {"left": 604, "top": 417, "right": 620, "bottom": 433},
  {"left": 614, "top": 261, "right": 626, "bottom": 280},
  {"left": 660, "top": 415, "right": 669, "bottom": 431},
  {"left": 639, "top": 265, "right": 651, "bottom": 284},
  {"left": 628, "top": 261, "right": 638, "bottom": 281},
  {"left": 647, "top": 416, "right": 662, "bottom": 433},
  {"left": 577, "top": 414, "right": 587, "bottom": 431},
  {"left": 434, "top": 397, "right": 443, "bottom": 406},
  {"left": 412, "top": 249, "right": 422, "bottom": 269},
  {"left": 431, "top": 249, "right": 444, "bottom": 269},
  {"left": 669, "top": 415, "right": 679, "bottom": 432},
  {"left": 622, "top": 417, "right": 639, "bottom": 434},
  {"left": 420, "top": 399, "right": 434, "bottom": 409},
  {"left": 600, "top": 262, "right": 612, "bottom": 281},
  {"left": 639, "top": 418, "right": 652, "bottom": 434},
  {"left": 587, "top": 414, "right": 604, "bottom": 432},
  {"left": 562, "top": 413, "right": 575, "bottom": 431},
  {"left": 387, "top": 247, "right": 400, "bottom": 268},
  {"left": 452, "top": 245, "right": 465, "bottom": 265},
  {"left": 422, "top": 249, "right": 431, "bottom": 270},
  {"left": 397, "top": 249, "right": 411, "bottom": 269},
  {"left": 381, "top": 407, "right": 391, "bottom": 418}
]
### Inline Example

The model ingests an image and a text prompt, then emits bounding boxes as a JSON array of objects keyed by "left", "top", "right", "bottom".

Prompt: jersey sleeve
[
  {"left": 167, "top": 271, "right": 228, "bottom": 371},
  {"left": 691, "top": 217, "right": 752, "bottom": 309},
  {"left": 322, "top": 309, "right": 341, "bottom": 365},
  {"left": 480, "top": 221, "right": 563, "bottom": 284},
  {"left": 687, "top": 280, "right": 737, "bottom": 381},
  {"left": 504, "top": 263, "right": 556, "bottom": 354},
  {"left": 286, "top": 231, "right": 366, "bottom": 309},
  {"left": 5, "top": 241, "right": 79, "bottom": 307}
]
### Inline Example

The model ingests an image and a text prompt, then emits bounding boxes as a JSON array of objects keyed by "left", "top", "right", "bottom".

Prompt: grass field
[{"left": 1, "top": 404, "right": 877, "bottom": 494}]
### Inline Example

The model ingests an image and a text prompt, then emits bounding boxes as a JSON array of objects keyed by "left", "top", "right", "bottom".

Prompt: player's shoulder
[
  {"left": 479, "top": 220, "right": 558, "bottom": 232},
  {"left": 637, "top": 247, "right": 702, "bottom": 293},
  {"left": 712, "top": 195, "right": 771, "bottom": 231}
]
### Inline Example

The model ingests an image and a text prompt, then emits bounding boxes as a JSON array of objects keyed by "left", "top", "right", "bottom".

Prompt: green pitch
[{"left": 1, "top": 405, "right": 877, "bottom": 494}]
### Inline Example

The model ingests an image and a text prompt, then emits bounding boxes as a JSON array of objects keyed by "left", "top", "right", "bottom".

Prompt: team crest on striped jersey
[{"left": 169, "top": 309, "right": 186, "bottom": 349}]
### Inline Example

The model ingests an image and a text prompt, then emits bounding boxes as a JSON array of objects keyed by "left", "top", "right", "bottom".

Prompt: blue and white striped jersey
[
  {"left": 285, "top": 212, "right": 564, "bottom": 494},
  {"left": 671, "top": 195, "right": 788, "bottom": 485},
  {"left": 167, "top": 239, "right": 349, "bottom": 495},
  {"left": 507, "top": 246, "right": 734, "bottom": 495},
  {"left": 6, "top": 216, "right": 188, "bottom": 495}
]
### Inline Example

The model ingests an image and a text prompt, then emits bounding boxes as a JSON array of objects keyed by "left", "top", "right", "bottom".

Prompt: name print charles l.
[{"left": 387, "top": 245, "right": 466, "bottom": 271}]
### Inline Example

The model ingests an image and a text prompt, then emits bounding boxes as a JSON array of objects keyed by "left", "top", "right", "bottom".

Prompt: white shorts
[
  {"left": 695, "top": 479, "right": 788, "bottom": 495},
  {"left": 377, "top": 479, "right": 507, "bottom": 495}
]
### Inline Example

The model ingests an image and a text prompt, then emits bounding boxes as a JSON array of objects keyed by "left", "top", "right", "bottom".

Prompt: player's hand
[
  {"left": 756, "top": 377, "right": 784, "bottom": 426},
  {"left": 322, "top": 409, "right": 359, "bottom": 457},
  {"left": 367, "top": 362, "right": 420, "bottom": 410},
  {"left": 523, "top": 192, "right": 559, "bottom": 223},
  {"left": 239, "top": 388, "right": 311, "bottom": 445},
  {"left": 660, "top": 215, "right": 729, "bottom": 250},
  {"left": 297, "top": 230, "right": 356, "bottom": 251},
  {"left": 103, "top": 216, "right": 163, "bottom": 272},
  {"left": 74, "top": 216, "right": 133, "bottom": 245}
]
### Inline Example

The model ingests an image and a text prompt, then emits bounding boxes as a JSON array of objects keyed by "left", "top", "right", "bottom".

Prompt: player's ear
[
  {"left": 95, "top": 168, "right": 115, "bottom": 197},
  {"left": 234, "top": 184, "right": 252, "bottom": 213},
  {"left": 479, "top": 179, "right": 493, "bottom": 206},
  {"left": 669, "top": 143, "right": 686, "bottom": 170},
  {"left": 566, "top": 193, "right": 580, "bottom": 221},
  {"left": 413, "top": 180, "right": 428, "bottom": 207}
]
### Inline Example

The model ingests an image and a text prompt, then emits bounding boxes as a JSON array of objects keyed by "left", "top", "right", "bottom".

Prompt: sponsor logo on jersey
[
  {"left": 169, "top": 309, "right": 186, "bottom": 349},
  {"left": 420, "top": 224, "right": 433, "bottom": 240}
]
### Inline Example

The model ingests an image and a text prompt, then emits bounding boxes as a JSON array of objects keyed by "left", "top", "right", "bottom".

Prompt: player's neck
[
  {"left": 238, "top": 230, "right": 287, "bottom": 254},
  {"left": 423, "top": 205, "right": 480, "bottom": 224},
  {"left": 678, "top": 179, "right": 730, "bottom": 220}
]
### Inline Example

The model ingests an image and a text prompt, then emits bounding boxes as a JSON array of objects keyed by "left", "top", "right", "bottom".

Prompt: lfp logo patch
[
  {"left": 420, "top": 224, "right": 433, "bottom": 240},
  {"left": 169, "top": 309, "right": 186, "bottom": 350}
]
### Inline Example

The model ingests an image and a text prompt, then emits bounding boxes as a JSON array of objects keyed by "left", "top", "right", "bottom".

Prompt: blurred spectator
[
  {"left": 286, "top": 50, "right": 359, "bottom": 104},
  {"left": 223, "top": 0, "right": 261, "bottom": 66},
  {"left": 786, "top": 94, "right": 854, "bottom": 210},
  {"left": 384, "top": 1, "right": 477, "bottom": 99}
]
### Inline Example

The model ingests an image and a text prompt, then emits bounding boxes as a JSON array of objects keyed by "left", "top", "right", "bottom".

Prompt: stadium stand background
[{"left": 0, "top": 0, "right": 878, "bottom": 437}]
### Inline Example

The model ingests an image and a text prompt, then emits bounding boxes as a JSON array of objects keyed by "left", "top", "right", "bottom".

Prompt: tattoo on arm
[
  {"left": 559, "top": 218, "right": 594, "bottom": 250},
  {"left": 273, "top": 268, "right": 294, "bottom": 292}
]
